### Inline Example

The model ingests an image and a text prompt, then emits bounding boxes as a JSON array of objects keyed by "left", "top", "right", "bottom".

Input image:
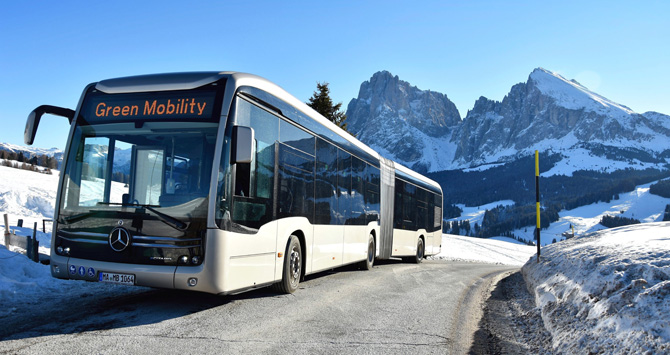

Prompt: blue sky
[{"left": 1, "top": 1, "right": 668, "bottom": 150}]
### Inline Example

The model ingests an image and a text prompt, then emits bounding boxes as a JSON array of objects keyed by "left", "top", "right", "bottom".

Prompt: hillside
[{"left": 445, "top": 177, "right": 670, "bottom": 246}]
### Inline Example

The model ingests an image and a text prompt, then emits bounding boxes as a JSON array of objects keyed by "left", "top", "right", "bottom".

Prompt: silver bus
[{"left": 25, "top": 72, "right": 443, "bottom": 294}]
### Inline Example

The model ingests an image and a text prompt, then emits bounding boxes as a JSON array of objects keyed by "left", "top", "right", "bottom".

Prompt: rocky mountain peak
[
  {"left": 345, "top": 71, "right": 462, "bottom": 172},
  {"left": 346, "top": 68, "right": 670, "bottom": 174}
]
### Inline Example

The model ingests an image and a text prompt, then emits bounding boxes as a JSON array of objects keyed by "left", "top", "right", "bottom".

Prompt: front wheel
[{"left": 276, "top": 235, "right": 302, "bottom": 294}]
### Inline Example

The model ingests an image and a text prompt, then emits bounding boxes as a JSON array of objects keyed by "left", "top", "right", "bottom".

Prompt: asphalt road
[{"left": 0, "top": 260, "right": 516, "bottom": 354}]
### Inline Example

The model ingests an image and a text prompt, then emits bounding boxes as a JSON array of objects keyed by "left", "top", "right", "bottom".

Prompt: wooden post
[
  {"left": 535, "top": 150, "right": 540, "bottom": 263},
  {"left": 27, "top": 225, "right": 33, "bottom": 261},
  {"left": 32, "top": 223, "right": 39, "bottom": 262},
  {"left": 3, "top": 214, "right": 9, "bottom": 248}
]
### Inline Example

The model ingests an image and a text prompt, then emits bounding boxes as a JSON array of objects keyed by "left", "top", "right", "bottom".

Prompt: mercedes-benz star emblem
[{"left": 109, "top": 227, "right": 131, "bottom": 252}]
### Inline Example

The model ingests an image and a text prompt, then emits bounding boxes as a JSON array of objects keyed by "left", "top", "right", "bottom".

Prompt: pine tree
[{"left": 307, "top": 82, "right": 349, "bottom": 133}]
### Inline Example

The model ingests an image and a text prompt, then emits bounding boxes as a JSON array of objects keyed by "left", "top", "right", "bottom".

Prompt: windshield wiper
[
  {"left": 97, "top": 202, "right": 187, "bottom": 230},
  {"left": 61, "top": 210, "right": 105, "bottom": 224}
]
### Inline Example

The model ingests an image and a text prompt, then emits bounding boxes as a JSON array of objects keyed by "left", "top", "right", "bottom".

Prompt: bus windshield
[{"left": 60, "top": 121, "right": 218, "bottom": 220}]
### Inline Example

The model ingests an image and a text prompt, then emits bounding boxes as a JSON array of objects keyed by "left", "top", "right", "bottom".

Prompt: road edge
[
  {"left": 470, "top": 270, "right": 554, "bottom": 354},
  {"left": 448, "top": 267, "right": 517, "bottom": 354}
]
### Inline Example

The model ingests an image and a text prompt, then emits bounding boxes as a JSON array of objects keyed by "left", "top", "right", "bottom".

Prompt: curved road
[{"left": 0, "top": 260, "right": 515, "bottom": 354}]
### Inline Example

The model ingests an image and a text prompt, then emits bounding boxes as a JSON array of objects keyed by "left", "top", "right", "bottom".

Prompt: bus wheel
[
  {"left": 277, "top": 235, "right": 302, "bottom": 294},
  {"left": 360, "top": 234, "right": 375, "bottom": 270},
  {"left": 412, "top": 238, "right": 424, "bottom": 264}
]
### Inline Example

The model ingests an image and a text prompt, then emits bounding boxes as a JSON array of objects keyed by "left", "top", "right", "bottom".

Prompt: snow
[
  {"left": 0, "top": 162, "right": 141, "bottom": 317},
  {"left": 540, "top": 146, "right": 663, "bottom": 177},
  {"left": 522, "top": 222, "right": 670, "bottom": 354},
  {"left": 0, "top": 163, "right": 60, "bottom": 236},
  {"left": 447, "top": 200, "right": 515, "bottom": 227},
  {"left": 530, "top": 68, "right": 636, "bottom": 119},
  {"left": 644, "top": 111, "right": 670, "bottom": 130},
  {"left": 433, "top": 234, "right": 536, "bottom": 266}
]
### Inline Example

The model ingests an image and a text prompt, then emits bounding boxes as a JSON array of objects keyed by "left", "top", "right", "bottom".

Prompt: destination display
[{"left": 84, "top": 90, "right": 217, "bottom": 122}]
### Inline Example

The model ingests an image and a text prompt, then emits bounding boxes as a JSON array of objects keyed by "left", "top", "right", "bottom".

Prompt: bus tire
[
  {"left": 360, "top": 233, "right": 375, "bottom": 270},
  {"left": 412, "top": 238, "right": 424, "bottom": 264},
  {"left": 276, "top": 235, "right": 302, "bottom": 294}
]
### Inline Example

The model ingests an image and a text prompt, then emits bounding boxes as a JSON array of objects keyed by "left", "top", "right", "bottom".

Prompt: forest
[
  {"left": 430, "top": 152, "right": 670, "bottom": 238},
  {"left": 0, "top": 150, "right": 57, "bottom": 173}
]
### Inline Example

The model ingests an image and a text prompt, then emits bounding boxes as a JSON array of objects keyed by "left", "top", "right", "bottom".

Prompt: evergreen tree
[{"left": 307, "top": 82, "right": 349, "bottom": 133}]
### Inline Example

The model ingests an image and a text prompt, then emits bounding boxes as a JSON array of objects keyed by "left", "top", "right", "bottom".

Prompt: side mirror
[
  {"left": 231, "top": 126, "right": 255, "bottom": 164},
  {"left": 25, "top": 105, "right": 75, "bottom": 145}
]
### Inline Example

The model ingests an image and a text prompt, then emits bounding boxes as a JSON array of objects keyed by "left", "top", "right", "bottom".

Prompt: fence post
[
  {"left": 18, "top": 219, "right": 23, "bottom": 228},
  {"left": 3, "top": 214, "right": 9, "bottom": 248},
  {"left": 27, "top": 226, "right": 33, "bottom": 261},
  {"left": 42, "top": 219, "right": 52, "bottom": 234},
  {"left": 32, "top": 223, "right": 39, "bottom": 263}
]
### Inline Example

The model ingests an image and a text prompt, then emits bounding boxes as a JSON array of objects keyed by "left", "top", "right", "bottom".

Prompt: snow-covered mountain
[
  {"left": 346, "top": 68, "right": 670, "bottom": 174},
  {"left": 0, "top": 142, "right": 63, "bottom": 162}
]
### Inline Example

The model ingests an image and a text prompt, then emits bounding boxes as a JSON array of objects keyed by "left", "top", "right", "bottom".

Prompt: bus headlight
[
  {"left": 56, "top": 246, "right": 63, "bottom": 255},
  {"left": 179, "top": 255, "right": 189, "bottom": 264},
  {"left": 192, "top": 256, "right": 200, "bottom": 265}
]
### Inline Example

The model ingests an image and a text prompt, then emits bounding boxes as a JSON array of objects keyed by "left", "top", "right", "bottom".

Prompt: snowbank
[{"left": 522, "top": 222, "right": 670, "bottom": 354}]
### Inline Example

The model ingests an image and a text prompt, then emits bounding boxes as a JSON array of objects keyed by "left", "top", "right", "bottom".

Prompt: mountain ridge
[{"left": 345, "top": 68, "right": 670, "bottom": 174}]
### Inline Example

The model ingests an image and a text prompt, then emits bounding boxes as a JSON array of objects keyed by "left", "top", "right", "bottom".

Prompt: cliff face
[{"left": 346, "top": 71, "right": 460, "bottom": 172}]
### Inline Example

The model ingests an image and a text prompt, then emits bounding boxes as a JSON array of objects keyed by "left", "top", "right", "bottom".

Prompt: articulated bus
[{"left": 25, "top": 72, "right": 443, "bottom": 294}]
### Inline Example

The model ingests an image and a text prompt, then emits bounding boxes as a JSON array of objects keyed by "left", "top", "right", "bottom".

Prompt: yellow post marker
[{"left": 535, "top": 150, "right": 540, "bottom": 263}]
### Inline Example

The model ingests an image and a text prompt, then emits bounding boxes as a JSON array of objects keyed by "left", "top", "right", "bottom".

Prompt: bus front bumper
[{"left": 50, "top": 254, "right": 212, "bottom": 292}]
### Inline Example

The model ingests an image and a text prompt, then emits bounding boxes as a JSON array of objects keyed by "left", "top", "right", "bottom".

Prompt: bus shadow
[
  {"left": 2, "top": 258, "right": 414, "bottom": 342},
  {"left": 0, "top": 286, "right": 280, "bottom": 341}
]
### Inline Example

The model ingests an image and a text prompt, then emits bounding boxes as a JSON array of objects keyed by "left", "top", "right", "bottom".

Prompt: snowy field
[
  {"left": 523, "top": 222, "right": 670, "bottom": 354},
  {"left": 434, "top": 234, "right": 535, "bottom": 266}
]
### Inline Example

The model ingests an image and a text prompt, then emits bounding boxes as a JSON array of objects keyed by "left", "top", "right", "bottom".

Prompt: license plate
[{"left": 99, "top": 272, "right": 135, "bottom": 285}]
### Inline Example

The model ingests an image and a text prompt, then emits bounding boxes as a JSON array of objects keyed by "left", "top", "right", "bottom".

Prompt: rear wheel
[
  {"left": 411, "top": 238, "right": 424, "bottom": 264},
  {"left": 360, "top": 234, "right": 375, "bottom": 270},
  {"left": 276, "top": 235, "right": 302, "bottom": 294}
]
